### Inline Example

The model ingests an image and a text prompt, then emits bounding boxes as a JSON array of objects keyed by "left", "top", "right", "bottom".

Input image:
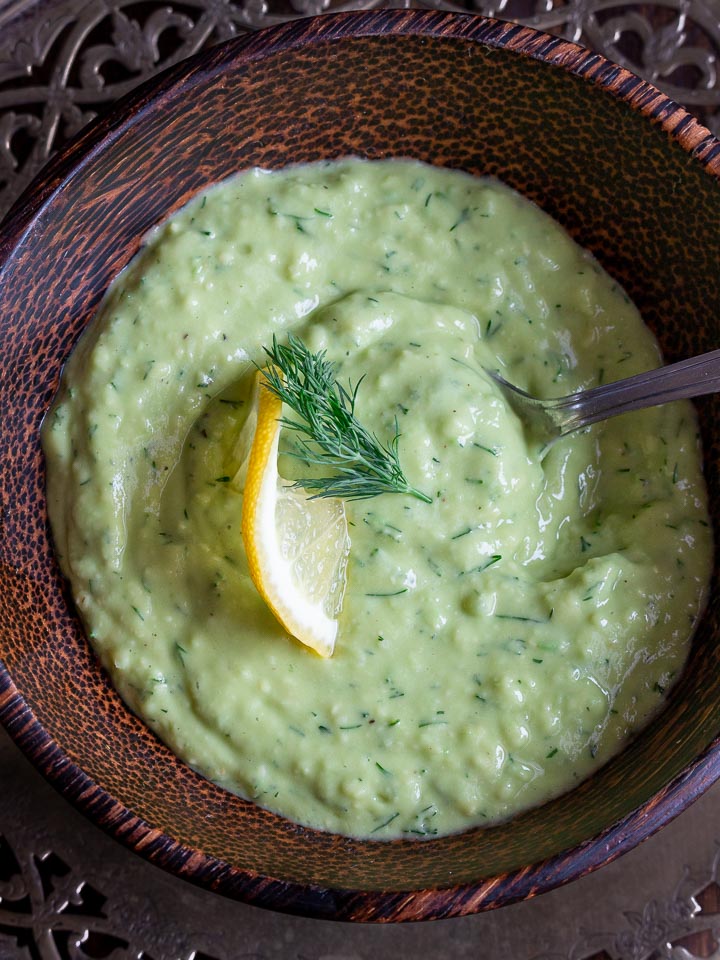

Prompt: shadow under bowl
[{"left": 1, "top": 9, "right": 720, "bottom": 923}]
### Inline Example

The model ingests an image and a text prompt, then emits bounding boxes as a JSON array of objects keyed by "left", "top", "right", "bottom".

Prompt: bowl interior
[{"left": 1, "top": 11, "right": 720, "bottom": 921}]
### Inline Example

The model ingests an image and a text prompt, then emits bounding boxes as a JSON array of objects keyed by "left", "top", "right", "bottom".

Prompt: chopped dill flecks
[
  {"left": 461, "top": 555, "right": 501, "bottom": 576},
  {"left": 449, "top": 207, "right": 471, "bottom": 232},
  {"left": 451, "top": 527, "right": 473, "bottom": 540},
  {"left": 372, "top": 812, "right": 400, "bottom": 833},
  {"left": 426, "top": 556, "right": 442, "bottom": 577},
  {"left": 473, "top": 442, "right": 498, "bottom": 456},
  {"left": 495, "top": 611, "right": 550, "bottom": 624}
]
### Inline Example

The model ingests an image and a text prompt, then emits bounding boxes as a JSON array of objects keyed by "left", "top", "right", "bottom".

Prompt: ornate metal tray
[
  {"left": 2, "top": 0, "right": 720, "bottom": 217},
  {"left": 2, "top": 1, "right": 720, "bottom": 956}
]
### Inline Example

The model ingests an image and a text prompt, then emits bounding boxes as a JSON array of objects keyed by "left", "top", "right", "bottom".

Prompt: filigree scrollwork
[
  {"left": 0, "top": 111, "right": 42, "bottom": 171},
  {"left": 530, "top": 846, "right": 720, "bottom": 959},
  {"left": 0, "top": 834, "right": 224, "bottom": 960},
  {"left": 2, "top": 828, "right": 720, "bottom": 959},
  {"left": 0, "top": 0, "right": 719, "bottom": 218},
  {"left": 571, "top": 0, "right": 720, "bottom": 113},
  {"left": 78, "top": 9, "right": 199, "bottom": 90}
]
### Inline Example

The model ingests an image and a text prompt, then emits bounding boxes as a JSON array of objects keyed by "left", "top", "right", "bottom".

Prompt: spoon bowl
[{"left": 487, "top": 347, "right": 720, "bottom": 450}]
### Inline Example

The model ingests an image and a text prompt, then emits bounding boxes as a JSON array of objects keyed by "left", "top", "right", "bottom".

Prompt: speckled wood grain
[{"left": 1, "top": 9, "right": 720, "bottom": 923}]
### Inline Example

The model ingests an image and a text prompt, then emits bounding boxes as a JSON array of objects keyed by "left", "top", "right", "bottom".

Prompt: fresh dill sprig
[{"left": 259, "top": 334, "right": 432, "bottom": 503}]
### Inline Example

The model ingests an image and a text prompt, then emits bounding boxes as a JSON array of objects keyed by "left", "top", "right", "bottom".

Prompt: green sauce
[{"left": 43, "top": 160, "right": 712, "bottom": 838}]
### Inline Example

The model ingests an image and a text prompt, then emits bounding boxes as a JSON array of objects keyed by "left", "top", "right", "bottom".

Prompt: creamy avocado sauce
[{"left": 43, "top": 160, "right": 712, "bottom": 838}]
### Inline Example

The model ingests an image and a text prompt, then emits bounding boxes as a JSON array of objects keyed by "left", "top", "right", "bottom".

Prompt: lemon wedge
[{"left": 237, "top": 369, "right": 350, "bottom": 657}]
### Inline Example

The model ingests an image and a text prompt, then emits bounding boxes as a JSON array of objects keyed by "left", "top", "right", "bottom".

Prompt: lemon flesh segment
[{"left": 240, "top": 371, "right": 350, "bottom": 658}]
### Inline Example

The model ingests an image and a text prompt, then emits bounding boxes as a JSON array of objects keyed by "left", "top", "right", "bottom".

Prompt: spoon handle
[{"left": 553, "top": 347, "right": 720, "bottom": 435}]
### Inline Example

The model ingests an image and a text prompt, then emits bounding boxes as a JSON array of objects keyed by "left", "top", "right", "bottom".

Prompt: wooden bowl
[{"left": 1, "top": 10, "right": 720, "bottom": 923}]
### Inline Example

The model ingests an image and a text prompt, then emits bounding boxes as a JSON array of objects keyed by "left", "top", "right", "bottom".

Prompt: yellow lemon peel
[{"left": 238, "top": 370, "right": 350, "bottom": 657}]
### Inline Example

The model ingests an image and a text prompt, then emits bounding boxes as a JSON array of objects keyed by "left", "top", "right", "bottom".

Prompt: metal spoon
[{"left": 485, "top": 348, "right": 720, "bottom": 450}]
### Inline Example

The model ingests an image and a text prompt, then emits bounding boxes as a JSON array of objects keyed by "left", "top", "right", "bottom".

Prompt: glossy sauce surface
[{"left": 43, "top": 160, "right": 712, "bottom": 838}]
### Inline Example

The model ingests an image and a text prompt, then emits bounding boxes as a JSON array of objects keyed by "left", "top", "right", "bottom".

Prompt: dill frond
[{"left": 259, "top": 334, "right": 432, "bottom": 503}]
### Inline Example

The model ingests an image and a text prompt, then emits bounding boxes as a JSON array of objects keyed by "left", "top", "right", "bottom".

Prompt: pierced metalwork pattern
[
  {"left": 1, "top": 0, "right": 720, "bottom": 216},
  {"left": 2, "top": 726, "right": 720, "bottom": 960}
]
